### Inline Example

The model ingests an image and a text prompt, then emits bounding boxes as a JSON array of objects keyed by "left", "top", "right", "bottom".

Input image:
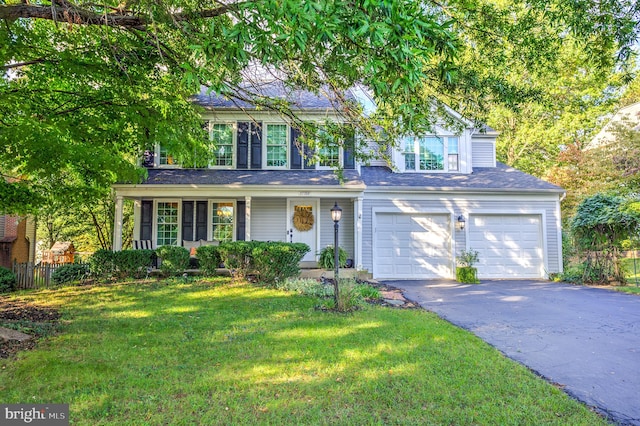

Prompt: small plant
[
  {"left": 355, "top": 283, "right": 381, "bottom": 300},
  {"left": 335, "top": 278, "right": 363, "bottom": 311},
  {"left": 0, "top": 266, "right": 16, "bottom": 293},
  {"left": 318, "top": 245, "right": 347, "bottom": 270},
  {"left": 51, "top": 263, "right": 89, "bottom": 285},
  {"left": 456, "top": 249, "right": 480, "bottom": 284},
  {"left": 196, "top": 245, "right": 222, "bottom": 276},
  {"left": 457, "top": 249, "right": 479, "bottom": 267},
  {"left": 277, "top": 278, "right": 333, "bottom": 297}
]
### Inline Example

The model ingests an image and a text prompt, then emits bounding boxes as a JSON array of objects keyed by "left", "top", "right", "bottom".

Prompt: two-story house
[{"left": 112, "top": 81, "right": 565, "bottom": 280}]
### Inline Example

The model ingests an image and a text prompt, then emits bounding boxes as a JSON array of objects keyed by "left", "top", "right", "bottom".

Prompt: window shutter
[
  {"left": 250, "top": 122, "right": 262, "bottom": 169},
  {"left": 140, "top": 200, "right": 153, "bottom": 240},
  {"left": 237, "top": 122, "right": 249, "bottom": 169},
  {"left": 236, "top": 201, "right": 246, "bottom": 241},
  {"left": 344, "top": 135, "right": 356, "bottom": 169},
  {"left": 195, "top": 201, "right": 208, "bottom": 241},
  {"left": 290, "top": 127, "right": 302, "bottom": 169},
  {"left": 142, "top": 150, "right": 155, "bottom": 168},
  {"left": 304, "top": 143, "right": 315, "bottom": 169},
  {"left": 182, "top": 201, "right": 194, "bottom": 241}
]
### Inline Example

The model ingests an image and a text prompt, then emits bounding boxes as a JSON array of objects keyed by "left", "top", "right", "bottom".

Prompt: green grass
[
  {"left": 0, "top": 278, "right": 606, "bottom": 425},
  {"left": 617, "top": 258, "right": 640, "bottom": 294}
]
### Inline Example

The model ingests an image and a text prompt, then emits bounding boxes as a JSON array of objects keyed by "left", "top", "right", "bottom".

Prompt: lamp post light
[
  {"left": 457, "top": 215, "right": 466, "bottom": 231},
  {"left": 331, "top": 202, "right": 343, "bottom": 306}
]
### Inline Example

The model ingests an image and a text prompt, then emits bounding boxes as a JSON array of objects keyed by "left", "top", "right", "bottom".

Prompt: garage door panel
[
  {"left": 470, "top": 214, "right": 544, "bottom": 279},
  {"left": 375, "top": 213, "right": 452, "bottom": 279}
]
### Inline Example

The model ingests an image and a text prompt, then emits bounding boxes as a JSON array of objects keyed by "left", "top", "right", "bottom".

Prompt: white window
[
  {"left": 156, "top": 145, "right": 178, "bottom": 167},
  {"left": 210, "top": 123, "right": 234, "bottom": 168},
  {"left": 402, "top": 135, "right": 460, "bottom": 172},
  {"left": 211, "top": 201, "right": 235, "bottom": 242},
  {"left": 318, "top": 145, "right": 340, "bottom": 167},
  {"left": 265, "top": 124, "right": 288, "bottom": 168},
  {"left": 155, "top": 201, "right": 180, "bottom": 246}
]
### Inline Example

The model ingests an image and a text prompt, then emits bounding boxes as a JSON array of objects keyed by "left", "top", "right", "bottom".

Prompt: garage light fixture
[{"left": 457, "top": 215, "right": 466, "bottom": 231}]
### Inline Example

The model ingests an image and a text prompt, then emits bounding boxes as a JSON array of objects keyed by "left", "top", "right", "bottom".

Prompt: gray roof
[
  {"left": 193, "top": 81, "right": 358, "bottom": 110},
  {"left": 360, "top": 163, "right": 564, "bottom": 192},
  {"left": 141, "top": 168, "right": 364, "bottom": 187}
]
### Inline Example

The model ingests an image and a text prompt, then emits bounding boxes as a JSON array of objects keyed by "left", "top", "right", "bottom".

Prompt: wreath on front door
[{"left": 293, "top": 208, "right": 315, "bottom": 232}]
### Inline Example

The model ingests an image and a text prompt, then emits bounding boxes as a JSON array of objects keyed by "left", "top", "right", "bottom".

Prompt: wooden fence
[{"left": 12, "top": 262, "right": 69, "bottom": 290}]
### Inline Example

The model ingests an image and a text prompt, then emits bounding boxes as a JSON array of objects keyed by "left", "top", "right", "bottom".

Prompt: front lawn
[{"left": 1, "top": 278, "right": 605, "bottom": 425}]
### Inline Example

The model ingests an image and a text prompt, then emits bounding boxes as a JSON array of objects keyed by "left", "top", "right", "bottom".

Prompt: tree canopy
[{"left": 2, "top": 0, "right": 640, "bottom": 213}]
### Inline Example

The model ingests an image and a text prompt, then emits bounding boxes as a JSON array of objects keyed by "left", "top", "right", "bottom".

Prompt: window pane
[
  {"left": 212, "top": 202, "right": 234, "bottom": 242},
  {"left": 156, "top": 202, "right": 179, "bottom": 246},
  {"left": 212, "top": 124, "right": 233, "bottom": 167},
  {"left": 405, "top": 154, "right": 416, "bottom": 170},
  {"left": 419, "top": 137, "right": 444, "bottom": 170},
  {"left": 403, "top": 136, "right": 415, "bottom": 153},
  {"left": 159, "top": 146, "right": 175, "bottom": 165},
  {"left": 266, "top": 124, "right": 287, "bottom": 167},
  {"left": 448, "top": 137, "right": 459, "bottom": 154},
  {"left": 319, "top": 146, "right": 339, "bottom": 167},
  {"left": 448, "top": 154, "right": 459, "bottom": 171}
]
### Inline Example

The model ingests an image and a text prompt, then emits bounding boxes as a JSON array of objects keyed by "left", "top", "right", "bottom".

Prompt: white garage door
[
  {"left": 374, "top": 213, "right": 452, "bottom": 279},
  {"left": 469, "top": 215, "right": 544, "bottom": 279}
]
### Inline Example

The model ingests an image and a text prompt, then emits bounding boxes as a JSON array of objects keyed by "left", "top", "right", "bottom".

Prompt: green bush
[
  {"left": 456, "top": 249, "right": 479, "bottom": 267},
  {"left": 218, "top": 241, "right": 256, "bottom": 279},
  {"left": 456, "top": 266, "right": 479, "bottom": 284},
  {"left": 0, "top": 266, "right": 16, "bottom": 293},
  {"left": 196, "top": 245, "right": 222, "bottom": 276},
  {"left": 51, "top": 263, "right": 89, "bottom": 285},
  {"left": 355, "top": 283, "right": 381, "bottom": 300},
  {"left": 251, "top": 242, "right": 310, "bottom": 284},
  {"left": 89, "top": 249, "right": 117, "bottom": 279},
  {"left": 318, "top": 245, "right": 347, "bottom": 270},
  {"left": 114, "top": 250, "right": 156, "bottom": 278},
  {"left": 156, "top": 245, "right": 190, "bottom": 277},
  {"left": 218, "top": 241, "right": 310, "bottom": 283}
]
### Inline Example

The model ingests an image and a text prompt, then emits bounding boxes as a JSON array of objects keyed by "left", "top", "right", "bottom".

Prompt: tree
[
  {"left": 570, "top": 193, "right": 640, "bottom": 284},
  {"left": 2, "top": 0, "right": 639, "bottom": 215}
]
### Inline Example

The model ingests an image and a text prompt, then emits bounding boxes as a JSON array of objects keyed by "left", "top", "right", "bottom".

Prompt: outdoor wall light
[{"left": 457, "top": 215, "right": 466, "bottom": 231}]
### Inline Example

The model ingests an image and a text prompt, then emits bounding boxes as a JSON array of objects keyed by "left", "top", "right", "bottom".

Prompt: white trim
[
  {"left": 245, "top": 196, "right": 252, "bottom": 241},
  {"left": 555, "top": 198, "right": 564, "bottom": 274},
  {"left": 263, "top": 123, "right": 290, "bottom": 170},
  {"left": 354, "top": 197, "right": 363, "bottom": 270},
  {"left": 153, "top": 199, "right": 182, "bottom": 247},
  {"left": 208, "top": 199, "right": 237, "bottom": 242},
  {"left": 113, "top": 196, "right": 124, "bottom": 251},
  {"left": 132, "top": 199, "right": 141, "bottom": 246},
  {"left": 208, "top": 121, "right": 237, "bottom": 170}
]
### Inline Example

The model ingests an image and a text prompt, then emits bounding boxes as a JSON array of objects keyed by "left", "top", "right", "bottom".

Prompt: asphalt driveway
[{"left": 386, "top": 279, "right": 640, "bottom": 425}]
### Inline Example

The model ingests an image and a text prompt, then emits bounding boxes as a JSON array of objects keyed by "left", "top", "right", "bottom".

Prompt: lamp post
[{"left": 331, "top": 202, "right": 342, "bottom": 306}]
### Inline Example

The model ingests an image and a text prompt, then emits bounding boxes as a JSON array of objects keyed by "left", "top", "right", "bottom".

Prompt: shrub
[
  {"left": 218, "top": 241, "right": 256, "bottom": 279},
  {"left": 355, "top": 283, "right": 381, "bottom": 300},
  {"left": 51, "top": 263, "right": 89, "bottom": 285},
  {"left": 196, "top": 245, "right": 222, "bottom": 276},
  {"left": 318, "top": 245, "right": 347, "bottom": 270},
  {"left": 114, "top": 249, "right": 156, "bottom": 278},
  {"left": 156, "top": 246, "right": 190, "bottom": 277},
  {"left": 456, "top": 266, "right": 480, "bottom": 284},
  {"left": 0, "top": 267, "right": 16, "bottom": 293},
  {"left": 252, "top": 242, "right": 310, "bottom": 284},
  {"left": 89, "top": 249, "right": 117, "bottom": 279}
]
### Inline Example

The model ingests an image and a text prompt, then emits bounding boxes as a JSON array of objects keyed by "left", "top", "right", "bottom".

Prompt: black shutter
[
  {"left": 290, "top": 127, "right": 302, "bottom": 169},
  {"left": 237, "top": 122, "right": 249, "bottom": 169},
  {"left": 142, "top": 150, "right": 155, "bottom": 168},
  {"left": 344, "top": 135, "right": 356, "bottom": 169},
  {"left": 182, "top": 201, "right": 194, "bottom": 242},
  {"left": 140, "top": 200, "right": 153, "bottom": 240},
  {"left": 250, "top": 122, "right": 262, "bottom": 169},
  {"left": 195, "top": 201, "right": 208, "bottom": 241},
  {"left": 236, "top": 201, "right": 246, "bottom": 241}
]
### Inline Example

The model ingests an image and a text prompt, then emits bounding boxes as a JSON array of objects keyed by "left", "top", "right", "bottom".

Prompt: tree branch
[{"left": 0, "top": 2, "right": 239, "bottom": 30}]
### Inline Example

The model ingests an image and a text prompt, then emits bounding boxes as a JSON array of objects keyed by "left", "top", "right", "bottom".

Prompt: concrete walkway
[{"left": 386, "top": 279, "right": 640, "bottom": 425}]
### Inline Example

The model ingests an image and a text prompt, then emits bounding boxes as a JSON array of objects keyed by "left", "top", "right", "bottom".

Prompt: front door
[{"left": 287, "top": 199, "right": 319, "bottom": 262}]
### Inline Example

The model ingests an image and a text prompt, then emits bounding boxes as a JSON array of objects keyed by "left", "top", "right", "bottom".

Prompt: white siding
[
  {"left": 472, "top": 141, "right": 495, "bottom": 167},
  {"left": 319, "top": 199, "right": 355, "bottom": 260},
  {"left": 362, "top": 195, "right": 561, "bottom": 279},
  {"left": 251, "top": 198, "right": 287, "bottom": 242}
]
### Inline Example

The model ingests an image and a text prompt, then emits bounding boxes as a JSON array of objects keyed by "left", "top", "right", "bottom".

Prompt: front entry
[{"left": 287, "top": 199, "right": 319, "bottom": 262}]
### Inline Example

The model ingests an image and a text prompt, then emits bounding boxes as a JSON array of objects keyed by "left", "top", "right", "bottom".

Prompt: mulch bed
[{"left": 0, "top": 298, "right": 61, "bottom": 359}]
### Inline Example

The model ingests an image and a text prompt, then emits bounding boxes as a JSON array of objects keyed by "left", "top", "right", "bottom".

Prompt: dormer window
[{"left": 403, "top": 135, "right": 459, "bottom": 172}]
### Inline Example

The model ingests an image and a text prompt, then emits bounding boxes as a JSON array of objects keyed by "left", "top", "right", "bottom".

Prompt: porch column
[
  {"left": 113, "top": 195, "right": 124, "bottom": 251},
  {"left": 354, "top": 197, "right": 363, "bottom": 270},
  {"left": 132, "top": 199, "right": 142, "bottom": 242},
  {"left": 245, "top": 196, "right": 252, "bottom": 241}
]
